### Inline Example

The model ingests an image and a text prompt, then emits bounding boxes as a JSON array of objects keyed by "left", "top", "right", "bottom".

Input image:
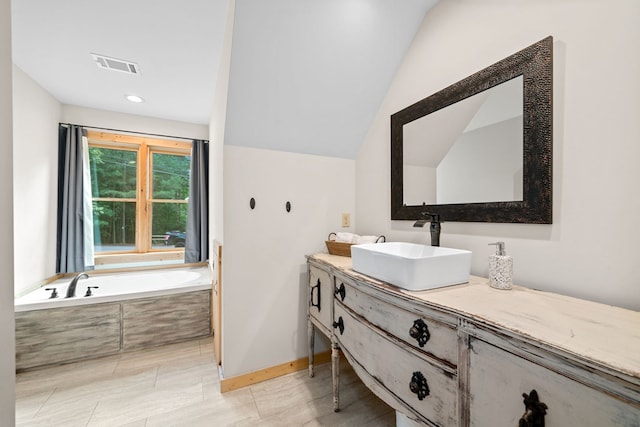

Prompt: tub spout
[{"left": 66, "top": 272, "right": 89, "bottom": 298}]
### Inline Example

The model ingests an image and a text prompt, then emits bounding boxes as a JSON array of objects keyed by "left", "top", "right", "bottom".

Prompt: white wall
[
  {"left": 210, "top": 0, "right": 235, "bottom": 247},
  {"left": 356, "top": 0, "right": 640, "bottom": 310},
  {"left": 0, "top": 0, "right": 15, "bottom": 422},
  {"left": 12, "top": 65, "right": 61, "bottom": 297},
  {"left": 222, "top": 145, "right": 354, "bottom": 377},
  {"left": 61, "top": 105, "right": 208, "bottom": 141}
]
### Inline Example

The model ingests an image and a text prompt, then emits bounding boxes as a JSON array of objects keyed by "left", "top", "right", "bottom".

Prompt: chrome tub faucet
[{"left": 66, "top": 272, "right": 89, "bottom": 298}]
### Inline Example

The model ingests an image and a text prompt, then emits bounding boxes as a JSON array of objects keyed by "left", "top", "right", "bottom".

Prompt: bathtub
[
  {"left": 15, "top": 265, "right": 212, "bottom": 312},
  {"left": 15, "top": 265, "right": 213, "bottom": 371}
]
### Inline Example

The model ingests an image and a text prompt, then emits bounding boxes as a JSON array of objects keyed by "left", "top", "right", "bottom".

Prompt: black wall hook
[
  {"left": 286, "top": 201, "right": 291, "bottom": 212},
  {"left": 250, "top": 197, "right": 256, "bottom": 210}
]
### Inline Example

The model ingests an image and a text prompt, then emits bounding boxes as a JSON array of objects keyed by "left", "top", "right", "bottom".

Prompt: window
[{"left": 87, "top": 132, "right": 191, "bottom": 267}]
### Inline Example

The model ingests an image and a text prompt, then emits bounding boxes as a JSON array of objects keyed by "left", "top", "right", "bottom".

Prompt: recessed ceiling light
[{"left": 125, "top": 94, "right": 144, "bottom": 103}]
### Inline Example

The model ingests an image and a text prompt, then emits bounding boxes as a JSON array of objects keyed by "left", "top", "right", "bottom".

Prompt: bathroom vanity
[{"left": 307, "top": 253, "right": 640, "bottom": 426}]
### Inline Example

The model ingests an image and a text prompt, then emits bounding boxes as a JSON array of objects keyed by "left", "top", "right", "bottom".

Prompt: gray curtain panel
[
  {"left": 185, "top": 139, "right": 209, "bottom": 263},
  {"left": 56, "top": 124, "right": 87, "bottom": 273}
]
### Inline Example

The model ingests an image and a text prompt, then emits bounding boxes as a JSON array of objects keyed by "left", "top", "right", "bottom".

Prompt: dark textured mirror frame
[{"left": 391, "top": 36, "right": 553, "bottom": 223}]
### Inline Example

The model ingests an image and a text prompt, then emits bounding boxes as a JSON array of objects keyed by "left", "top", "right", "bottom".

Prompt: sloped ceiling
[
  {"left": 11, "top": 0, "right": 438, "bottom": 158},
  {"left": 225, "top": 0, "right": 438, "bottom": 158}
]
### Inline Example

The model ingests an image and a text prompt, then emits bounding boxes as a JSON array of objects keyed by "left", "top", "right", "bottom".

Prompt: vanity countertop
[{"left": 308, "top": 253, "right": 640, "bottom": 380}]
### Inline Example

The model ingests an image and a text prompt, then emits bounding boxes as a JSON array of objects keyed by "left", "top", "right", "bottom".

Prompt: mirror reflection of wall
[{"left": 403, "top": 76, "right": 523, "bottom": 205}]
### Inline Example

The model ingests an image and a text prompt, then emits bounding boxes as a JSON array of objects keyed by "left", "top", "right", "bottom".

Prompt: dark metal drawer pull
[
  {"left": 519, "top": 389, "right": 547, "bottom": 427},
  {"left": 409, "top": 371, "right": 430, "bottom": 400},
  {"left": 311, "top": 278, "right": 321, "bottom": 310},
  {"left": 333, "top": 317, "right": 344, "bottom": 335},
  {"left": 335, "top": 283, "right": 346, "bottom": 301},
  {"left": 409, "top": 319, "right": 431, "bottom": 347}
]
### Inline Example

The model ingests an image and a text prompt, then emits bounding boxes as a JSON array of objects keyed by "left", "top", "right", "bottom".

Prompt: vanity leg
[
  {"left": 308, "top": 317, "right": 315, "bottom": 378},
  {"left": 331, "top": 340, "right": 340, "bottom": 412}
]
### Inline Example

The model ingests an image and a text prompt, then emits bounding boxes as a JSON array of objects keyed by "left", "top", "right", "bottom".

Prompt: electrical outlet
[{"left": 341, "top": 213, "right": 350, "bottom": 228}]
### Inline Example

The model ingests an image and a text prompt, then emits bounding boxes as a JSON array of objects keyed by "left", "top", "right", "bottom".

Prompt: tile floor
[{"left": 15, "top": 337, "right": 395, "bottom": 426}]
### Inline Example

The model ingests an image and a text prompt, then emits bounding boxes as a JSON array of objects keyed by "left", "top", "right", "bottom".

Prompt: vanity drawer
[
  {"left": 334, "top": 302, "right": 458, "bottom": 426},
  {"left": 469, "top": 338, "right": 640, "bottom": 426},
  {"left": 308, "top": 264, "right": 333, "bottom": 333},
  {"left": 334, "top": 276, "right": 457, "bottom": 366}
]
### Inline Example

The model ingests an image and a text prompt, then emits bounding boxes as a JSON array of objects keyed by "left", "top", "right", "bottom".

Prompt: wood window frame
[{"left": 87, "top": 131, "right": 192, "bottom": 267}]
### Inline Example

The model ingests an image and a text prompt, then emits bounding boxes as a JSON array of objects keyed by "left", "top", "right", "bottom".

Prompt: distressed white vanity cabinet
[
  {"left": 307, "top": 257, "right": 351, "bottom": 410},
  {"left": 469, "top": 338, "right": 638, "bottom": 426},
  {"left": 308, "top": 263, "right": 334, "bottom": 334},
  {"left": 307, "top": 253, "right": 640, "bottom": 426}
]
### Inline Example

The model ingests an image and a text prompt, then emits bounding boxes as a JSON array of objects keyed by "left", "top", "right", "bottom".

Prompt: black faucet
[
  {"left": 66, "top": 272, "right": 89, "bottom": 298},
  {"left": 413, "top": 212, "right": 442, "bottom": 247}
]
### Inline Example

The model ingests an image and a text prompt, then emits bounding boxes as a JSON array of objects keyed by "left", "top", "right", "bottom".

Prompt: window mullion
[{"left": 136, "top": 143, "right": 149, "bottom": 252}]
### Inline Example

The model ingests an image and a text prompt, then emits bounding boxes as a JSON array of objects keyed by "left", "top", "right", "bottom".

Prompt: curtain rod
[{"left": 59, "top": 122, "right": 208, "bottom": 143}]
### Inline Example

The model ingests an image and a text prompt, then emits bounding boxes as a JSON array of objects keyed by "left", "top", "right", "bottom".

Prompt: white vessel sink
[{"left": 351, "top": 242, "right": 472, "bottom": 291}]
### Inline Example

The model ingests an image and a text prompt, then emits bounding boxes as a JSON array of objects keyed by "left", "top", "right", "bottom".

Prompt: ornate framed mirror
[{"left": 390, "top": 36, "right": 553, "bottom": 223}]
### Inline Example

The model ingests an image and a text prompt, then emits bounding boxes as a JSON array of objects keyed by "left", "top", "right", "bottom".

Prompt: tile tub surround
[
  {"left": 16, "top": 290, "right": 211, "bottom": 371},
  {"left": 15, "top": 338, "right": 395, "bottom": 426}
]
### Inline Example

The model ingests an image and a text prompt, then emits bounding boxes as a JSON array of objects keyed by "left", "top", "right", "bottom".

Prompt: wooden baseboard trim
[{"left": 220, "top": 351, "right": 331, "bottom": 393}]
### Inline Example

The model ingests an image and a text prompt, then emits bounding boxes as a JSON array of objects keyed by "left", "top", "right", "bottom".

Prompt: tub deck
[{"left": 15, "top": 266, "right": 211, "bottom": 312}]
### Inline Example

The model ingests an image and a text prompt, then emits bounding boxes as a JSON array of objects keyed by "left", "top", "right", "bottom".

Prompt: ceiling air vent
[{"left": 90, "top": 53, "right": 140, "bottom": 75}]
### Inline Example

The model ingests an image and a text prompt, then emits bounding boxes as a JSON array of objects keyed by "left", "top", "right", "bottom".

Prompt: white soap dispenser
[{"left": 488, "top": 242, "right": 513, "bottom": 290}]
